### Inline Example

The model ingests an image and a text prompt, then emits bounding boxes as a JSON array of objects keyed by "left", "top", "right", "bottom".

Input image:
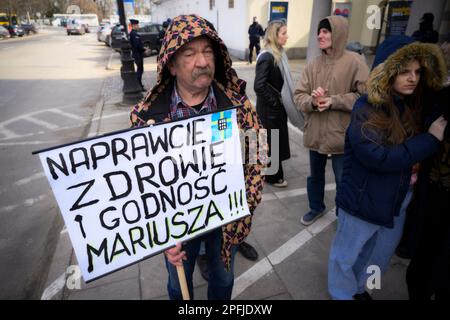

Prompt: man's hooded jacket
[
  {"left": 294, "top": 15, "right": 369, "bottom": 155},
  {"left": 130, "top": 15, "right": 264, "bottom": 268}
]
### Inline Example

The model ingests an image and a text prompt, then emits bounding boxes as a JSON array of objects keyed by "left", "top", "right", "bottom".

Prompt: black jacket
[
  {"left": 412, "top": 23, "right": 439, "bottom": 44},
  {"left": 254, "top": 52, "right": 290, "bottom": 161},
  {"left": 248, "top": 22, "right": 264, "bottom": 43},
  {"left": 400, "top": 86, "right": 450, "bottom": 257},
  {"left": 129, "top": 29, "right": 145, "bottom": 61}
]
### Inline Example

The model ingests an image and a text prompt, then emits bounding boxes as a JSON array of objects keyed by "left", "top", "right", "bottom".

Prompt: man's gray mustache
[{"left": 192, "top": 68, "right": 213, "bottom": 80}]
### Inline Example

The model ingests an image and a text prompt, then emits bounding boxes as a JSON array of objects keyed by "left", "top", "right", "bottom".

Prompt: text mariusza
[{"left": 43, "top": 118, "right": 243, "bottom": 274}]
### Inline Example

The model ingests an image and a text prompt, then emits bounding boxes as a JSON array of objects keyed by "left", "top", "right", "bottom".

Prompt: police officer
[
  {"left": 129, "top": 19, "right": 146, "bottom": 91},
  {"left": 158, "top": 20, "right": 169, "bottom": 47},
  {"left": 248, "top": 16, "right": 264, "bottom": 64}
]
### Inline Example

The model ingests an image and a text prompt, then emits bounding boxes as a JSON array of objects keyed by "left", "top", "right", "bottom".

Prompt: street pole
[
  {"left": 27, "top": 0, "right": 31, "bottom": 23},
  {"left": 375, "top": 2, "right": 388, "bottom": 53},
  {"left": 7, "top": 0, "right": 12, "bottom": 25},
  {"left": 116, "top": 0, "right": 143, "bottom": 105}
]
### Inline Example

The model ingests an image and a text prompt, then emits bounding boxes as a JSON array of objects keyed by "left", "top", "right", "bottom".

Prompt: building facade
[{"left": 150, "top": 0, "right": 449, "bottom": 60}]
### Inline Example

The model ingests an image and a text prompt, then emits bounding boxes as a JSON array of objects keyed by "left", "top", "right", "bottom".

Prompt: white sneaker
[{"left": 271, "top": 179, "right": 288, "bottom": 188}]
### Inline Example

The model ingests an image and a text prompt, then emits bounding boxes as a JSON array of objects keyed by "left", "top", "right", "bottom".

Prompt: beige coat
[{"left": 294, "top": 15, "right": 369, "bottom": 154}]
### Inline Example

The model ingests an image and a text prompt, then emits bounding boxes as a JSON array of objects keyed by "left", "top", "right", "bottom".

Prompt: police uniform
[{"left": 129, "top": 19, "right": 145, "bottom": 90}]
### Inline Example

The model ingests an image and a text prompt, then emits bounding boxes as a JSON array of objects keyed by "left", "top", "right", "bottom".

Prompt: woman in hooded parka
[{"left": 327, "top": 40, "right": 448, "bottom": 300}]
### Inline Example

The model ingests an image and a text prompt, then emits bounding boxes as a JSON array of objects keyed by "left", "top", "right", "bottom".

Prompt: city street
[{"left": 0, "top": 27, "right": 112, "bottom": 299}]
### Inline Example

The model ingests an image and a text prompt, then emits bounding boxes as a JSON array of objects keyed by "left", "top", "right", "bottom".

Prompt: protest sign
[{"left": 34, "top": 107, "right": 250, "bottom": 282}]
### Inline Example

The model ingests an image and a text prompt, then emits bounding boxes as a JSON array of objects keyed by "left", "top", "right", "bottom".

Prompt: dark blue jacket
[
  {"left": 248, "top": 22, "right": 264, "bottom": 43},
  {"left": 335, "top": 95, "right": 440, "bottom": 228},
  {"left": 371, "top": 35, "right": 414, "bottom": 70},
  {"left": 129, "top": 29, "right": 145, "bottom": 61}
]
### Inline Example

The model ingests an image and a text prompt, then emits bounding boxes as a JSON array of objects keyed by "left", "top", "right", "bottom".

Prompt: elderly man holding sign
[
  {"left": 35, "top": 14, "right": 264, "bottom": 301},
  {"left": 130, "top": 15, "right": 264, "bottom": 300}
]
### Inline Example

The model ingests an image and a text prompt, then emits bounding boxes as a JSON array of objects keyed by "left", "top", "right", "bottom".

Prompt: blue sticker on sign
[{"left": 211, "top": 111, "right": 232, "bottom": 142}]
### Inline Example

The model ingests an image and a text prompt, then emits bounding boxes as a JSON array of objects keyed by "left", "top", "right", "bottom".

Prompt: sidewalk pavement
[{"left": 41, "top": 53, "right": 410, "bottom": 300}]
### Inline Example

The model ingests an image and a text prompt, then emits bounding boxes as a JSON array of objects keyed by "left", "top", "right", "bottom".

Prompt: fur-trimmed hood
[{"left": 368, "top": 42, "right": 447, "bottom": 105}]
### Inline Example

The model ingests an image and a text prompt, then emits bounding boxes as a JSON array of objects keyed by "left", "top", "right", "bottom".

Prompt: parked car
[
  {"left": 96, "top": 23, "right": 105, "bottom": 38},
  {"left": 20, "top": 23, "right": 39, "bottom": 35},
  {"left": 0, "top": 25, "right": 10, "bottom": 39},
  {"left": 138, "top": 23, "right": 162, "bottom": 55},
  {"left": 97, "top": 23, "right": 111, "bottom": 42},
  {"left": 60, "top": 18, "right": 67, "bottom": 27},
  {"left": 6, "top": 25, "right": 25, "bottom": 37},
  {"left": 66, "top": 20, "right": 86, "bottom": 35},
  {"left": 110, "top": 24, "right": 126, "bottom": 51}
]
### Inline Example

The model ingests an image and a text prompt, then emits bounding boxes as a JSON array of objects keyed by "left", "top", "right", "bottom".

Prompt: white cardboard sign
[{"left": 36, "top": 108, "right": 249, "bottom": 282}]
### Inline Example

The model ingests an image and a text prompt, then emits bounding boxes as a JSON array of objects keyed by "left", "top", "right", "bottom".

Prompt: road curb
[
  {"left": 40, "top": 230, "right": 72, "bottom": 300},
  {"left": 40, "top": 93, "right": 106, "bottom": 300},
  {"left": 88, "top": 96, "right": 106, "bottom": 137}
]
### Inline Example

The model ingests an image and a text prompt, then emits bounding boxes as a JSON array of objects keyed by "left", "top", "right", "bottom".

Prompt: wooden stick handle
[{"left": 176, "top": 264, "right": 190, "bottom": 300}]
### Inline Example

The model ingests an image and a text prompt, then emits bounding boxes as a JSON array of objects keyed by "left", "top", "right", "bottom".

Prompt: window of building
[
  {"left": 229, "top": 0, "right": 234, "bottom": 8},
  {"left": 210, "top": 0, "right": 215, "bottom": 10}
]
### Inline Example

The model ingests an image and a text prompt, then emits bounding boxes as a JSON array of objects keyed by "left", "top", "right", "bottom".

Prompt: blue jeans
[
  {"left": 307, "top": 150, "right": 344, "bottom": 213},
  {"left": 164, "top": 228, "right": 238, "bottom": 300},
  {"left": 328, "top": 189, "right": 413, "bottom": 300}
]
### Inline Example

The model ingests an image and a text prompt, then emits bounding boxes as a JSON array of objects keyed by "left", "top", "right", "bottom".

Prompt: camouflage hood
[{"left": 147, "top": 14, "right": 246, "bottom": 101}]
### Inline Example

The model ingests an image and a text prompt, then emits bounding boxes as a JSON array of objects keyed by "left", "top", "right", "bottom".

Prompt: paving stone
[
  {"left": 67, "top": 277, "right": 140, "bottom": 300},
  {"left": 234, "top": 269, "right": 287, "bottom": 300}
]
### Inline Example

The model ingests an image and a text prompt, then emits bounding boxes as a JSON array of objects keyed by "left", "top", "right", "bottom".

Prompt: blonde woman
[{"left": 254, "top": 19, "right": 301, "bottom": 187}]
